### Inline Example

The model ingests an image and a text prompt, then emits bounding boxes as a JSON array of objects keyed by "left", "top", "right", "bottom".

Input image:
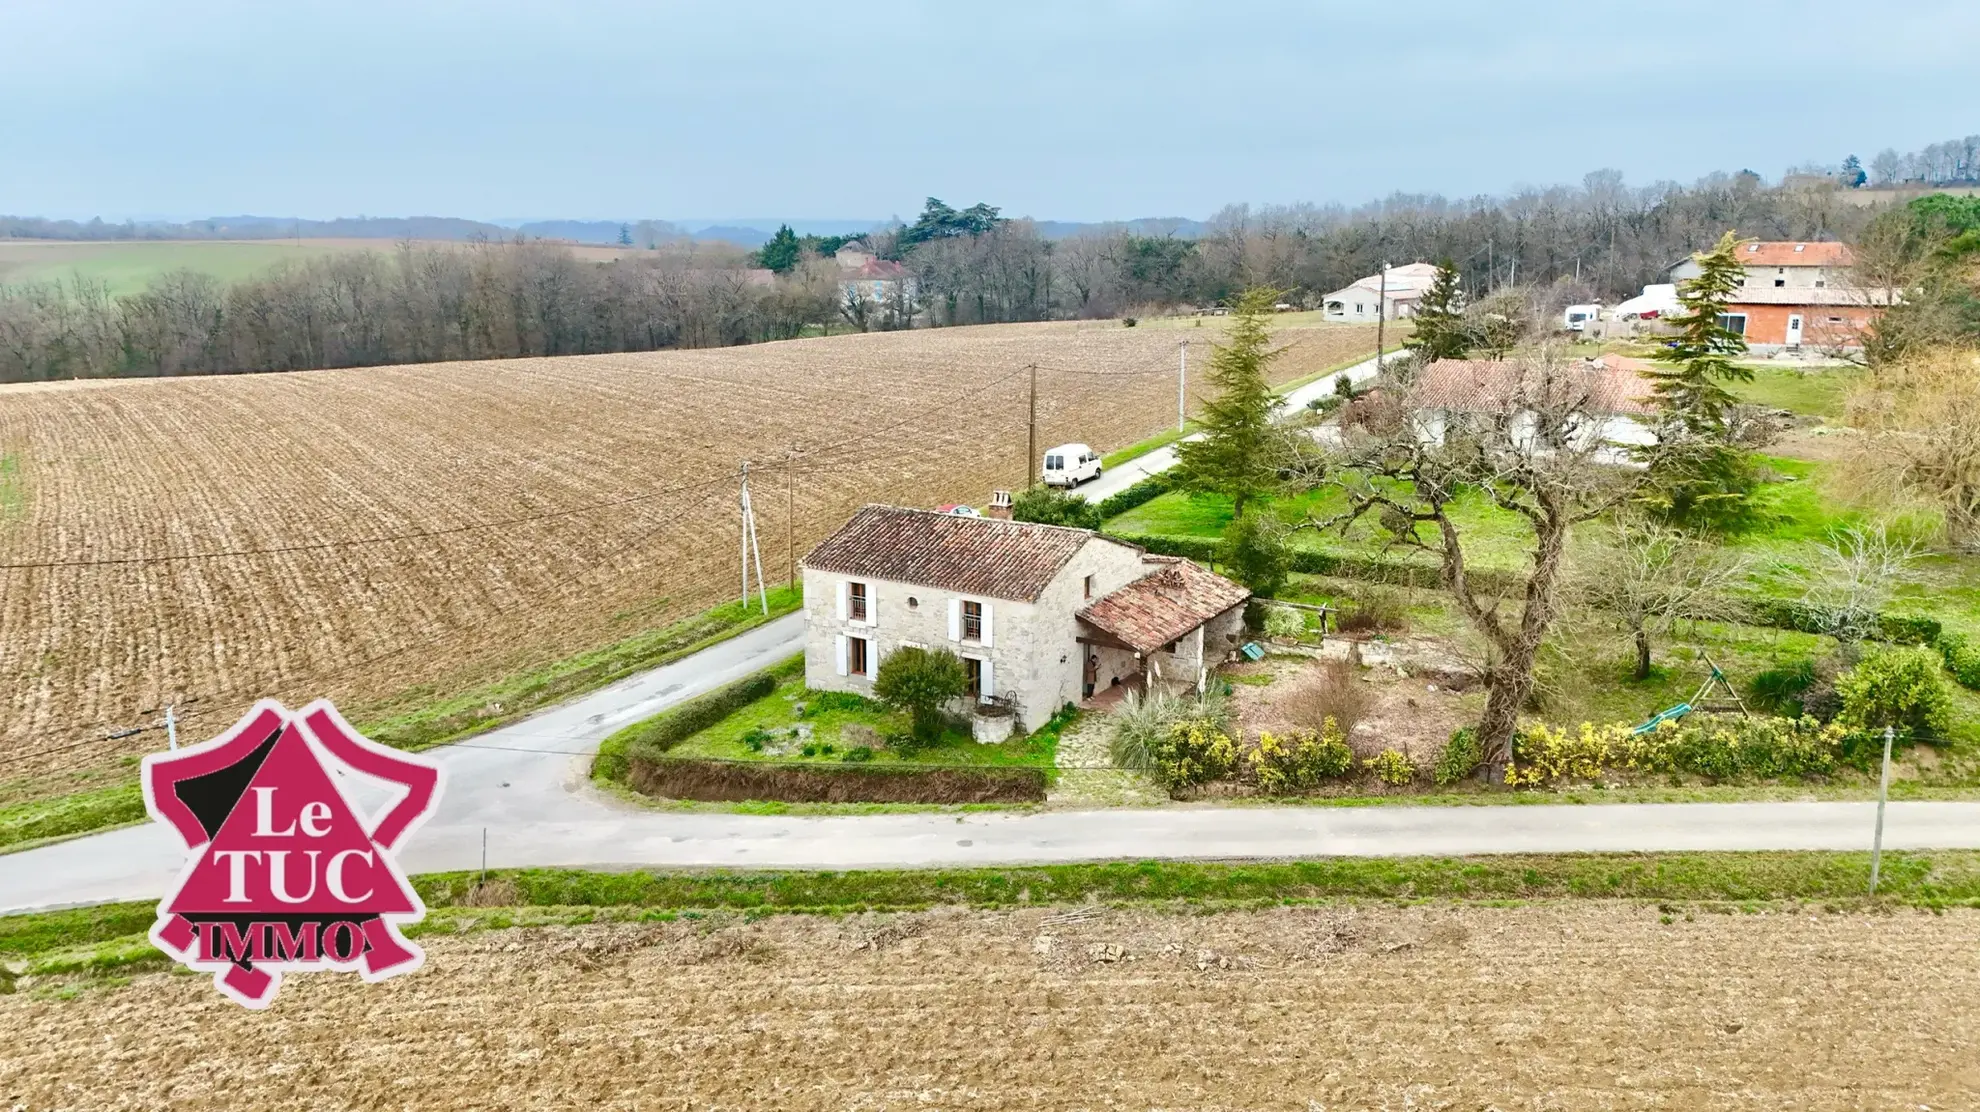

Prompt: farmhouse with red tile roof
[{"left": 802, "top": 506, "right": 1249, "bottom": 727}]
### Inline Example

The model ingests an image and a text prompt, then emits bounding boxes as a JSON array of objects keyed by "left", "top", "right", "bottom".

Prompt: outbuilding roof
[
  {"left": 1077, "top": 557, "right": 1250, "bottom": 654},
  {"left": 802, "top": 504, "right": 1112, "bottom": 602},
  {"left": 1412, "top": 359, "right": 1659, "bottom": 418},
  {"left": 1738, "top": 241, "right": 1854, "bottom": 267}
]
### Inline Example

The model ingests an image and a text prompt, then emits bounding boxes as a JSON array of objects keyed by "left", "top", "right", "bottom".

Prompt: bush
[
  {"left": 1365, "top": 748, "right": 1417, "bottom": 786},
  {"left": 1248, "top": 721, "right": 1355, "bottom": 793},
  {"left": 841, "top": 746, "right": 874, "bottom": 762},
  {"left": 1748, "top": 659, "right": 1817, "bottom": 715},
  {"left": 1837, "top": 647, "right": 1955, "bottom": 739},
  {"left": 873, "top": 645, "right": 970, "bottom": 744},
  {"left": 1148, "top": 719, "right": 1239, "bottom": 793},
  {"left": 1010, "top": 486, "right": 1103, "bottom": 530},
  {"left": 1260, "top": 604, "right": 1305, "bottom": 640},
  {"left": 1433, "top": 727, "right": 1482, "bottom": 786},
  {"left": 803, "top": 690, "right": 882, "bottom": 716},
  {"left": 1281, "top": 659, "right": 1372, "bottom": 737},
  {"left": 1619, "top": 714, "right": 1845, "bottom": 780},
  {"left": 1338, "top": 586, "right": 1408, "bottom": 634},
  {"left": 1108, "top": 688, "right": 1228, "bottom": 778},
  {"left": 1216, "top": 513, "right": 1292, "bottom": 596},
  {"left": 1507, "top": 723, "right": 1619, "bottom": 787},
  {"left": 1937, "top": 632, "right": 1980, "bottom": 691}
]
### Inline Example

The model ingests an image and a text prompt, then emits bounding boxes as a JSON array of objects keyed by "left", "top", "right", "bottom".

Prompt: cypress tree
[
  {"left": 1174, "top": 288, "right": 1283, "bottom": 519},
  {"left": 1642, "top": 231, "right": 1759, "bottom": 530}
]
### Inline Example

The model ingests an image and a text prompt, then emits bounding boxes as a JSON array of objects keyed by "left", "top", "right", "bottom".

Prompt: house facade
[
  {"left": 834, "top": 243, "right": 917, "bottom": 309},
  {"left": 1404, "top": 357, "right": 1659, "bottom": 457},
  {"left": 1322, "top": 263, "right": 1443, "bottom": 323},
  {"left": 1669, "top": 241, "right": 1885, "bottom": 349},
  {"left": 801, "top": 506, "right": 1250, "bottom": 729}
]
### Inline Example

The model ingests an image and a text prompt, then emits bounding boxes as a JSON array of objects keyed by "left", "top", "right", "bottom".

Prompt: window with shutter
[
  {"left": 964, "top": 657, "right": 982, "bottom": 697},
  {"left": 962, "top": 601, "right": 982, "bottom": 641},
  {"left": 848, "top": 581, "right": 868, "bottom": 623}
]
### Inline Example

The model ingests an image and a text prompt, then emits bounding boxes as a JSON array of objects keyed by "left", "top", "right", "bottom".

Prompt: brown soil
[
  {"left": 6, "top": 903, "right": 1978, "bottom": 1109},
  {"left": 1231, "top": 646, "right": 1479, "bottom": 762},
  {"left": 0, "top": 320, "right": 1379, "bottom": 786}
]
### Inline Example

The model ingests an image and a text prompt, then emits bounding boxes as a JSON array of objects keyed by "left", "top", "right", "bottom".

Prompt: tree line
[{"left": 0, "top": 240, "right": 837, "bottom": 382}]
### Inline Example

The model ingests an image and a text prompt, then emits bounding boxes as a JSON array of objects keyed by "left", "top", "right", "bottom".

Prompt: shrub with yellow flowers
[
  {"left": 1247, "top": 720, "right": 1355, "bottom": 794},
  {"left": 1365, "top": 747, "right": 1417, "bottom": 786},
  {"left": 1149, "top": 718, "right": 1238, "bottom": 794}
]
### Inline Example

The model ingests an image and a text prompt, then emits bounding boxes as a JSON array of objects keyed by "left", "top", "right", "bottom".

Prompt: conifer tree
[
  {"left": 1642, "top": 231, "right": 1759, "bottom": 530},
  {"left": 1403, "top": 259, "right": 1467, "bottom": 360},
  {"left": 1174, "top": 287, "right": 1283, "bottom": 519}
]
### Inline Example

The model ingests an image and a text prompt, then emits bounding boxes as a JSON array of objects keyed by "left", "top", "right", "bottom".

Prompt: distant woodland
[{"left": 3, "top": 131, "right": 1974, "bottom": 383}]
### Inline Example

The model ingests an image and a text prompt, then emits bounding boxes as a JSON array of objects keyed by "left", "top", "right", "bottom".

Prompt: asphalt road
[
  {"left": 9, "top": 351, "right": 1975, "bottom": 914},
  {"left": 1074, "top": 350, "right": 1391, "bottom": 504}
]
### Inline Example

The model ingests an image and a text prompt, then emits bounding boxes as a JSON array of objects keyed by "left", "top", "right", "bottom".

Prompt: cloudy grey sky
[{"left": 4, "top": 0, "right": 1974, "bottom": 224}]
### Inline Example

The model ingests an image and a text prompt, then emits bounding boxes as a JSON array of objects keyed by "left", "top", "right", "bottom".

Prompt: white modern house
[
  {"left": 1322, "top": 262, "right": 1445, "bottom": 322},
  {"left": 1402, "top": 356, "right": 1659, "bottom": 458},
  {"left": 801, "top": 505, "right": 1251, "bottom": 730}
]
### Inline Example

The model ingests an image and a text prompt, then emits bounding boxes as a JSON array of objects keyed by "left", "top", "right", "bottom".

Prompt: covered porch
[{"left": 1074, "top": 556, "right": 1251, "bottom": 708}]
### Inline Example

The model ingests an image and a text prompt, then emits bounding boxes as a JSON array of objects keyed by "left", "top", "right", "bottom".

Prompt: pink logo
[{"left": 141, "top": 700, "right": 443, "bottom": 1009}]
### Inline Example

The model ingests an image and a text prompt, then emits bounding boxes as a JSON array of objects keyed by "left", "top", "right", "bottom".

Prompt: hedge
[
  {"left": 591, "top": 656, "right": 800, "bottom": 783},
  {"left": 624, "top": 755, "right": 1047, "bottom": 804},
  {"left": 1107, "top": 530, "right": 1951, "bottom": 648},
  {"left": 1104, "top": 530, "right": 1519, "bottom": 595},
  {"left": 1094, "top": 472, "right": 1176, "bottom": 519}
]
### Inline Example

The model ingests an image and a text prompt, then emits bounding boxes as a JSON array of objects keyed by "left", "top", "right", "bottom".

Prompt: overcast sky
[{"left": 4, "top": 0, "right": 1975, "bottom": 224}]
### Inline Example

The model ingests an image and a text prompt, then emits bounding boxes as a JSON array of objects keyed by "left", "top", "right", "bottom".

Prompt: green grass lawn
[
  {"left": 668, "top": 675, "right": 1059, "bottom": 771},
  {"left": 1729, "top": 365, "right": 1864, "bottom": 419},
  {"left": 1111, "top": 483, "right": 1536, "bottom": 573}
]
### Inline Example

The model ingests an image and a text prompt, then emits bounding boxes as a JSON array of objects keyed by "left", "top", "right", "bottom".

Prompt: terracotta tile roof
[
  {"left": 1414, "top": 359, "right": 1658, "bottom": 418},
  {"left": 803, "top": 504, "right": 1105, "bottom": 602},
  {"left": 1738, "top": 241, "right": 1854, "bottom": 267},
  {"left": 1078, "top": 557, "right": 1251, "bottom": 654},
  {"left": 1727, "top": 286, "right": 1892, "bottom": 307}
]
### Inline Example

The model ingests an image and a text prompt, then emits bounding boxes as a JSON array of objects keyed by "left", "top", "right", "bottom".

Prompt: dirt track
[{"left": 5, "top": 902, "right": 1979, "bottom": 1109}]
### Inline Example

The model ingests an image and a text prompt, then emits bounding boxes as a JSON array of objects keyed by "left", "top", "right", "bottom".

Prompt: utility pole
[
  {"left": 1870, "top": 724, "right": 1895, "bottom": 895},
  {"left": 786, "top": 452, "right": 798, "bottom": 590},
  {"left": 1026, "top": 362, "right": 1038, "bottom": 489},
  {"left": 1176, "top": 340, "right": 1187, "bottom": 432},
  {"left": 739, "top": 461, "right": 768, "bottom": 614},
  {"left": 166, "top": 704, "right": 178, "bottom": 751},
  {"left": 1375, "top": 261, "right": 1388, "bottom": 363}
]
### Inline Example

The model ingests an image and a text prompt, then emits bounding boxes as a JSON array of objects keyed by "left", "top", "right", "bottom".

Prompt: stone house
[
  {"left": 801, "top": 505, "right": 1251, "bottom": 730},
  {"left": 1669, "top": 241, "right": 1887, "bottom": 350},
  {"left": 1400, "top": 357, "right": 1660, "bottom": 460},
  {"left": 1322, "top": 262, "right": 1444, "bottom": 323}
]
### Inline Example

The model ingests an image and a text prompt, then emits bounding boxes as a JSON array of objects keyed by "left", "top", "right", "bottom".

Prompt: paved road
[{"left": 1075, "top": 350, "right": 1393, "bottom": 504}]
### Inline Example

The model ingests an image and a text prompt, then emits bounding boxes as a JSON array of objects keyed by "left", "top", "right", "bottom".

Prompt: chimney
[{"left": 987, "top": 490, "right": 1013, "bottom": 520}]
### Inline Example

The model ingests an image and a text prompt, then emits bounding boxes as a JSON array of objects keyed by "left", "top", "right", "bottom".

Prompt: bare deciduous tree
[
  {"left": 1568, "top": 517, "right": 1751, "bottom": 679},
  {"left": 1292, "top": 339, "right": 1652, "bottom": 777},
  {"left": 1788, "top": 524, "right": 1919, "bottom": 646},
  {"left": 1843, "top": 351, "right": 1980, "bottom": 548}
]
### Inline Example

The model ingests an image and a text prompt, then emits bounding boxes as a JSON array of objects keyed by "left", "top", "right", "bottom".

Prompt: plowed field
[
  {"left": 0, "top": 320, "right": 1376, "bottom": 781},
  {"left": 4, "top": 903, "right": 1976, "bottom": 1109}
]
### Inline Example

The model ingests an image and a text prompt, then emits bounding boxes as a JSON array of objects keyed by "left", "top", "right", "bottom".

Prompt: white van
[
  {"left": 1563, "top": 303, "right": 1602, "bottom": 332},
  {"left": 1041, "top": 443, "right": 1102, "bottom": 487}
]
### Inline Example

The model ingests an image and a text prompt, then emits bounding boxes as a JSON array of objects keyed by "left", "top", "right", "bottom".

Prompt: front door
[{"left": 1786, "top": 314, "right": 1804, "bottom": 347}]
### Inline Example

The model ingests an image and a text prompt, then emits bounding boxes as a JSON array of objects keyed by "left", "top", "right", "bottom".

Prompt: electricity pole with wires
[
  {"left": 738, "top": 461, "right": 768, "bottom": 614},
  {"left": 1026, "top": 362, "right": 1038, "bottom": 489},
  {"left": 1375, "top": 261, "right": 1388, "bottom": 363},
  {"left": 1177, "top": 340, "right": 1187, "bottom": 431}
]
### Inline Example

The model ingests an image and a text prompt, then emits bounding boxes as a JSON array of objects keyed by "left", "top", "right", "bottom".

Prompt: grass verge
[
  {"left": 364, "top": 584, "right": 803, "bottom": 751},
  {"left": 0, "top": 785, "right": 148, "bottom": 855},
  {"left": 10, "top": 850, "right": 1980, "bottom": 981}
]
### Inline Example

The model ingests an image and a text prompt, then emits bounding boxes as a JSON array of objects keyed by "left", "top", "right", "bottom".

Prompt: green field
[{"left": 0, "top": 239, "right": 394, "bottom": 295}]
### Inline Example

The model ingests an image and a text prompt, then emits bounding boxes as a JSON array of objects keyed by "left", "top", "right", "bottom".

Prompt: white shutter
[
  {"left": 979, "top": 658, "right": 995, "bottom": 699},
  {"left": 836, "top": 581, "right": 849, "bottom": 621},
  {"left": 980, "top": 603, "right": 994, "bottom": 647},
  {"left": 835, "top": 635, "right": 848, "bottom": 676},
  {"left": 948, "top": 599, "right": 961, "bottom": 641}
]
